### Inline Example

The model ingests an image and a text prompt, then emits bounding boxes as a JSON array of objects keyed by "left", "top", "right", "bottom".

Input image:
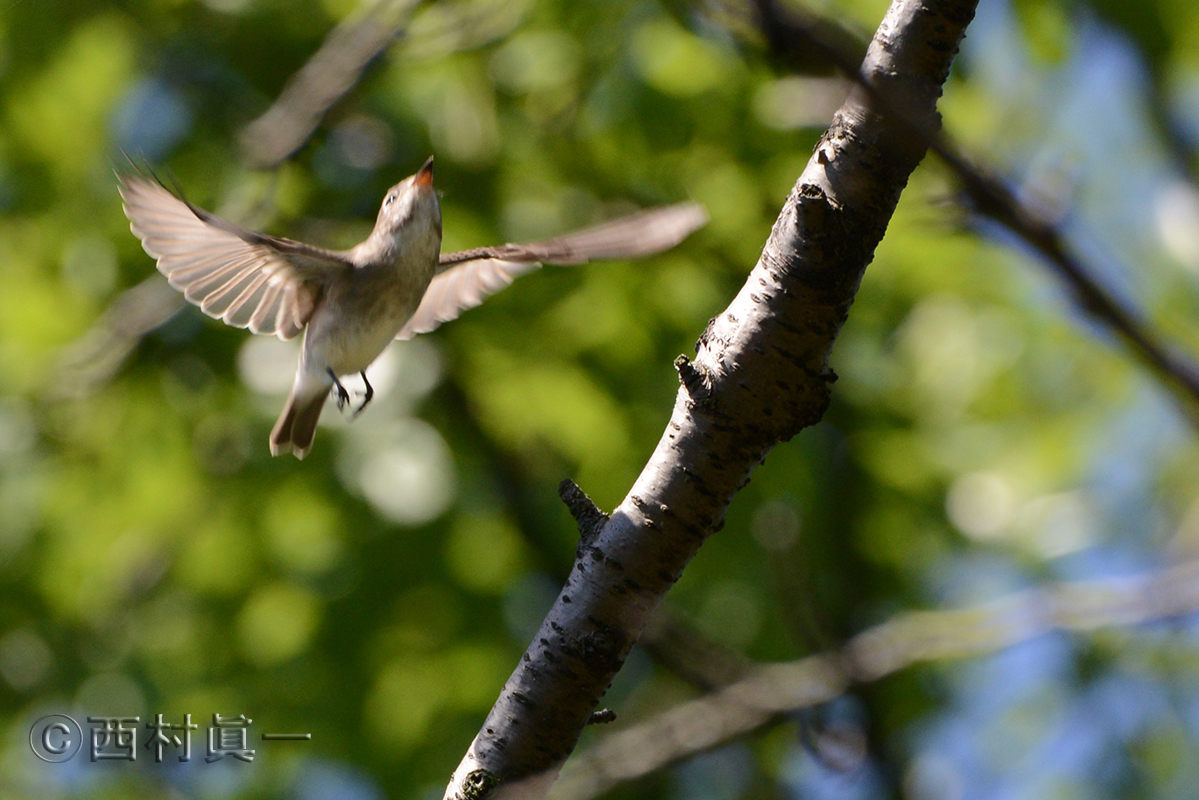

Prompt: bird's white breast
[{"left": 302, "top": 240, "right": 440, "bottom": 376}]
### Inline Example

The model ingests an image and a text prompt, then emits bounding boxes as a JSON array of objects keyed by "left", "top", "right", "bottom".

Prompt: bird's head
[{"left": 374, "top": 156, "right": 442, "bottom": 243}]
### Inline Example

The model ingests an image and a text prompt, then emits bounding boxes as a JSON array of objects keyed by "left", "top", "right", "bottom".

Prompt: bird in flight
[{"left": 119, "top": 158, "right": 707, "bottom": 459}]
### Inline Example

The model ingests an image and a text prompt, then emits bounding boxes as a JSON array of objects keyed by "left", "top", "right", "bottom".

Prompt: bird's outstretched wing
[
  {"left": 119, "top": 173, "right": 353, "bottom": 340},
  {"left": 397, "top": 202, "right": 708, "bottom": 340}
]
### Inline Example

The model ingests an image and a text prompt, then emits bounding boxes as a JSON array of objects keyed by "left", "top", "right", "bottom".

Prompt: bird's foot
[
  {"left": 327, "top": 368, "right": 351, "bottom": 412},
  {"left": 351, "top": 371, "right": 374, "bottom": 421}
]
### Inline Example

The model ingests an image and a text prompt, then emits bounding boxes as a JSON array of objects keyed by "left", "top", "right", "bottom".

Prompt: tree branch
[
  {"left": 553, "top": 556, "right": 1199, "bottom": 798},
  {"left": 558, "top": 478, "right": 610, "bottom": 556},
  {"left": 748, "top": 0, "right": 1199, "bottom": 419},
  {"left": 442, "top": 1, "right": 980, "bottom": 796}
]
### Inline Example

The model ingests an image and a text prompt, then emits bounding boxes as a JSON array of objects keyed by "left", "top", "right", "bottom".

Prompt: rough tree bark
[{"left": 443, "top": 0, "right": 980, "bottom": 797}]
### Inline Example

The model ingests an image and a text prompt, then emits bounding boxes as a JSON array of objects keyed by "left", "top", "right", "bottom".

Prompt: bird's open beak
[{"left": 414, "top": 156, "right": 434, "bottom": 188}]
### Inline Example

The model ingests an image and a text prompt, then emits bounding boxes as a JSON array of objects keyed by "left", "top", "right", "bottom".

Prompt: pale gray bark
[{"left": 442, "top": 0, "right": 980, "bottom": 797}]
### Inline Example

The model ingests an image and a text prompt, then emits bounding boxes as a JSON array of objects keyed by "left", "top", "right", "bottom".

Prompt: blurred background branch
[
  {"left": 556, "top": 556, "right": 1199, "bottom": 799},
  {"left": 49, "top": 276, "right": 184, "bottom": 398},
  {"left": 239, "top": 0, "right": 424, "bottom": 169},
  {"left": 728, "top": 0, "right": 1199, "bottom": 419}
]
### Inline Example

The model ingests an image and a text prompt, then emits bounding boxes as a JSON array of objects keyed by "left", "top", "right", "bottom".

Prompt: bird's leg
[
  {"left": 327, "top": 368, "right": 351, "bottom": 412},
  {"left": 352, "top": 372, "right": 374, "bottom": 420}
]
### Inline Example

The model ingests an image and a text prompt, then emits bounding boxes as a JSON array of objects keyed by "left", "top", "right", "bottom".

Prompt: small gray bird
[{"left": 119, "top": 158, "right": 707, "bottom": 459}]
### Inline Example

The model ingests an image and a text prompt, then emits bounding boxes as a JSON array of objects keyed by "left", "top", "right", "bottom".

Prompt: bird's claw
[
  {"left": 350, "top": 371, "right": 374, "bottom": 421},
  {"left": 328, "top": 368, "right": 351, "bottom": 412}
]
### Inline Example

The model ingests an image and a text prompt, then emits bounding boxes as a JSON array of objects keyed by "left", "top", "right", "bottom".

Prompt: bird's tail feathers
[{"left": 270, "top": 376, "right": 331, "bottom": 460}]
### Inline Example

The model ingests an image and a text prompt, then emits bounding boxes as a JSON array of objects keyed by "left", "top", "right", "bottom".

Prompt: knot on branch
[
  {"left": 674, "top": 355, "right": 713, "bottom": 405},
  {"left": 564, "top": 619, "right": 629, "bottom": 675},
  {"left": 558, "top": 479, "right": 609, "bottom": 552},
  {"left": 697, "top": 316, "right": 719, "bottom": 352},
  {"left": 587, "top": 708, "right": 617, "bottom": 725},
  {"left": 459, "top": 769, "right": 499, "bottom": 800}
]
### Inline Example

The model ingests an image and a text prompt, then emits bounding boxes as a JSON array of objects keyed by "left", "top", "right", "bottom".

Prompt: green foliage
[{"left": 3, "top": 0, "right": 1199, "bottom": 798}]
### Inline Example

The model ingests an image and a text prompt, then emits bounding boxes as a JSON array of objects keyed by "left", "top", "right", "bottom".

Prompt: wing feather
[
  {"left": 396, "top": 259, "right": 536, "bottom": 340},
  {"left": 119, "top": 172, "right": 352, "bottom": 340},
  {"left": 436, "top": 203, "right": 708, "bottom": 269},
  {"left": 223, "top": 273, "right": 275, "bottom": 328},
  {"left": 397, "top": 202, "right": 707, "bottom": 340},
  {"left": 248, "top": 280, "right": 287, "bottom": 335},
  {"left": 185, "top": 254, "right": 266, "bottom": 303},
  {"left": 199, "top": 268, "right": 264, "bottom": 316}
]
